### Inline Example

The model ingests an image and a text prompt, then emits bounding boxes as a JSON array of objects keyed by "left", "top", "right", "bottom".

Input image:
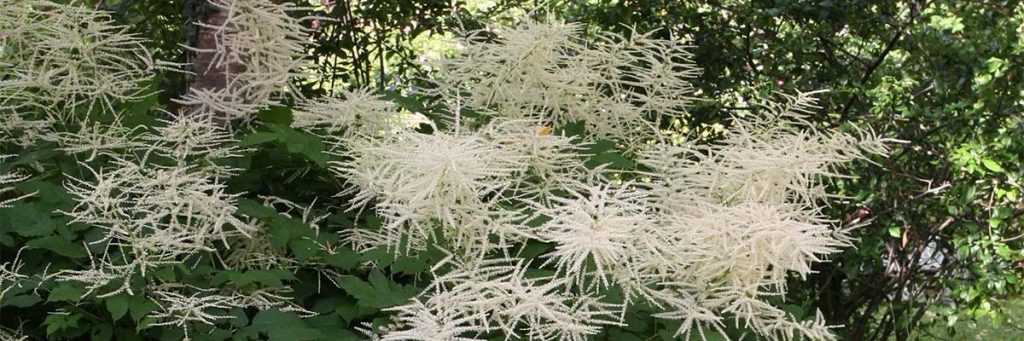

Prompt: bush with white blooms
[{"left": 0, "top": 1, "right": 889, "bottom": 340}]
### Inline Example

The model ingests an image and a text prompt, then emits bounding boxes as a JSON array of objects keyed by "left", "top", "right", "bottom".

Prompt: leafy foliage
[{"left": 3, "top": 0, "right": 1021, "bottom": 341}]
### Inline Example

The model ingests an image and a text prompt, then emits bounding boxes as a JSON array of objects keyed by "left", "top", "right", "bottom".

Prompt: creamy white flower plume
[
  {"left": 534, "top": 183, "right": 654, "bottom": 290},
  {"left": 148, "top": 284, "right": 315, "bottom": 341},
  {"left": 317, "top": 19, "right": 884, "bottom": 341},
  {"left": 43, "top": 120, "right": 145, "bottom": 162},
  {"left": 381, "top": 259, "right": 620, "bottom": 341},
  {"left": 0, "top": 326, "right": 28, "bottom": 341},
  {"left": 0, "top": 0, "right": 154, "bottom": 119},
  {"left": 176, "top": 0, "right": 313, "bottom": 120},
  {"left": 293, "top": 87, "right": 406, "bottom": 137},
  {"left": 0, "top": 115, "right": 52, "bottom": 147},
  {"left": 338, "top": 131, "right": 526, "bottom": 254},
  {"left": 479, "top": 119, "right": 588, "bottom": 199},
  {"left": 429, "top": 20, "right": 699, "bottom": 143},
  {"left": 0, "top": 155, "right": 34, "bottom": 208},
  {"left": 141, "top": 113, "right": 247, "bottom": 176},
  {"left": 0, "top": 248, "right": 28, "bottom": 302}
]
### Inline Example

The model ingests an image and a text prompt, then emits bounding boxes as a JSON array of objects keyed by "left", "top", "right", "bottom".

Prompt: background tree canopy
[{"left": 1, "top": 0, "right": 1022, "bottom": 340}]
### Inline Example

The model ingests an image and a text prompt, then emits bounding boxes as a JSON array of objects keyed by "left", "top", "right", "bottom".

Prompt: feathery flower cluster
[
  {"left": 0, "top": 249, "right": 27, "bottom": 302},
  {"left": 57, "top": 116, "right": 257, "bottom": 292},
  {"left": 43, "top": 120, "right": 145, "bottom": 162},
  {"left": 293, "top": 87, "right": 406, "bottom": 137},
  {"left": 337, "top": 129, "right": 531, "bottom": 255},
  {"left": 0, "top": 155, "right": 33, "bottom": 208},
  {"left": 0, "top": 0, "right": 154, "bottom": 119},
  {"left": 331, "top": 20, "right": 889, "bottom": 341},
  {"left": 2, "top": 1, "right": 887, "bottom": 338},
  {"left": 1, "top": 1, "right": 321, "bottom": 337},
  {"left": 176, "top": 0, "right": 313, "bottom": 120},
  {"left": 0, "top": 326, "right": 27, "bottom": 341},
  {"left": 0, "top": 114, "right": 52, "bottom": 147},
  {"left": 365, "top": 259, "right": 620, "bottom": 341},
  {"left": 428, "top": 20, "right": 700, "bottom": 144},
  {"left": 148, "top": 284, "right": 314, "bottom": 340}
]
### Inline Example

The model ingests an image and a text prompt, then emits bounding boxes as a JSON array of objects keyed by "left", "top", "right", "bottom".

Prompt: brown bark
[
  {"left": 184, "top": 1, "right": 244, "bottom": 120},
  {"left": 190, "top": 8, "right": 230, "bottom": 97}
]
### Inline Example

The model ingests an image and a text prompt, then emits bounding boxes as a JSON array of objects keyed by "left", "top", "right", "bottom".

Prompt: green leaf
[
  {"left": 257, "top": 106, "right": 294, "bottom": 125},
  {"left": 324, "top": 246, "right": 362, "bottom": 270},
  {"left": 2, "top": 294, "right": 42, "bottom": 308},
  {"left": 231, "top": 270, "right": 296, "bottom": 288},
  {"left": 247, "top": 310, "right": 322, "bottom": 341},
  {"left": 359, "top": 248, "right": 395, "bottom": 267},
  {"left": 240, "top": 132, "right": 280, "bottom": 146},
  {"left": 48, "top": 283, "right": 85, "bottom": 302},
  {"left": 607, "top": 328, "right": 644, "bottom": 341},
  {"left": 982, "top": 159, "right": 1005, "bottom": 173},
  {"left": 106, "top": 294, "right": 130, "bottom": 321},
  {"left": 0, "top": 203, "right": 59, "bottom": 237},
  {"left": 587, "top": 151, "right": 635, "bottom": 169},
  {"left": 27, "top": 235, "right": 87, "bottom": 258},
  {"left": 45, "top": 313, "right": 82, "bottom": 335},
  {"left": 129, "top": 295, "right": 159, "bottom": 323},
  {"left": 91, "top": 324, "right": 114, "bottom": 341},
  {"left": 518, "top": 241, "right": 554, "bottom": 260},
  {"left": 306, "top": 314, "right": 360, "bottom": 341},
  {"left": 15, "top": 180, "right": 74, "bottom": 211},
  {"left": 391, "top": 254, "right": 428, "bottom": 275},
  {"left": 338, "top": 270, "right": 417, "bottom": 309},
  {"left": 290, "top": 238, "right": 322, "bottom": 261},
  {"left": 888, "top": 226, "right": 902, "bottom": 238},
  {"left": 237, "top": 199, "right": 277, "bottom": 219},
  {"left": 338, "top": 276, "right": 376, "bottom": 304},
  {"left": 263, "top": 215, "right": 318, "bottom": 254},
  {"left": 995, "top": 244, "right": 1013, "bottom": 260},
  {"left": 0, "top": 147, "right": 58, "bottom": 172},
  {"left": 268, "top": 124, "right": 329, "bottom": 167}
]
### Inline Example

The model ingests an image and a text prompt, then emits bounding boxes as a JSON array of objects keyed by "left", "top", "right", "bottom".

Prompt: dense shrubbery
[
  {"left": 3, "top": 1, "right": 1023, "bottom": 341},
  {"left": 0, "top": 1, "right": 894, "bottom": 340}
]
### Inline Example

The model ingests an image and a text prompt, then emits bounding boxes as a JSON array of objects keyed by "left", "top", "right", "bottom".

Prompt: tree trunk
[{"left": 183, "top": 0, "right": 242, "bottom": 120}]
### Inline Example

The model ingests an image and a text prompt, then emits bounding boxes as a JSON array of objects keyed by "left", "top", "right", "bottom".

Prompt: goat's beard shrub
[
  {"left": 0, "top": 1, "right": 889, "bottom": 341},
  {"left": 328, "top": 22, "right": 890, "bottom": 341}
]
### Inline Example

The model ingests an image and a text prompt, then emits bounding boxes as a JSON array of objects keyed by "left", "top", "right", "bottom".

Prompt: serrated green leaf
[
  {"left": 888, "top": 226, "right": 902, "bottom": 238},
  {"left": 45, "top": 313, "right": 82, "bottom": 335},
  {"left": 338, "top": 275, "right": 377, "bottom": 305},
  {"left": 359, "top": 248, "right": 395, "bottom": 267},
  {"left": 391, "top": 254, "right": 428, "bottom": 275},
  {"left": 15, "top": 180, "right": 74, "bottom": 211},
  {"left": 129, "top": 295, "right": 159, "bottom": 323},
  {"left": 982, "top": 159, "right": 1005, "bottom": 173},
  {"left": 257, "top": 106, "right": 294, "bottom": 125},
  {"left": 91, "top": 324, "right": 113, "bottom": 341},
  {"left": 1, "top": 294, "right": 42, "bottom": 308},
  {"left": 267, "top": 124, "right": 330, "bottom": 167},
  {"left": 27, "top": 235, "right": 87, "bottom": 258},
  {"left": 106, "top": 294, "right": 130, "bottom": 321},
  {"left": 240, "top": 132, "right": 280, "bottom": 146},
  {"left": 607, "top": 328, "right": 644, "bottom": 341},
  {"left": 48, "top": 283, "right": 84, "bottom": 302},
  {"left": 237, "top": 199, "right": 278, "bottom": 219},
  {"left": 0, "top": 203, "right": 59, "bottom": 237},
  {"left": 995, "top": 244, "right": 1013, "bottom": 259},
  {"left": 338, "top": 270, "right": 417, "bottom": 309},
  {"left": 230, "top": 270, "right": 296, "bottom": 288},
  {"left": 290, "top": 238, "right": 321, "bottom": 261},
  {"left": 248, "top": 310, "right": 322, "bottom": 341},
  {"left": 0, "top": 147, "right": 58, "bottom": 173},
  {"left": 324, "top": 246, "right": 361, "bottom": 270},
  {"left": 518, "top": 241, "right": 554, "bottom": 260}
]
